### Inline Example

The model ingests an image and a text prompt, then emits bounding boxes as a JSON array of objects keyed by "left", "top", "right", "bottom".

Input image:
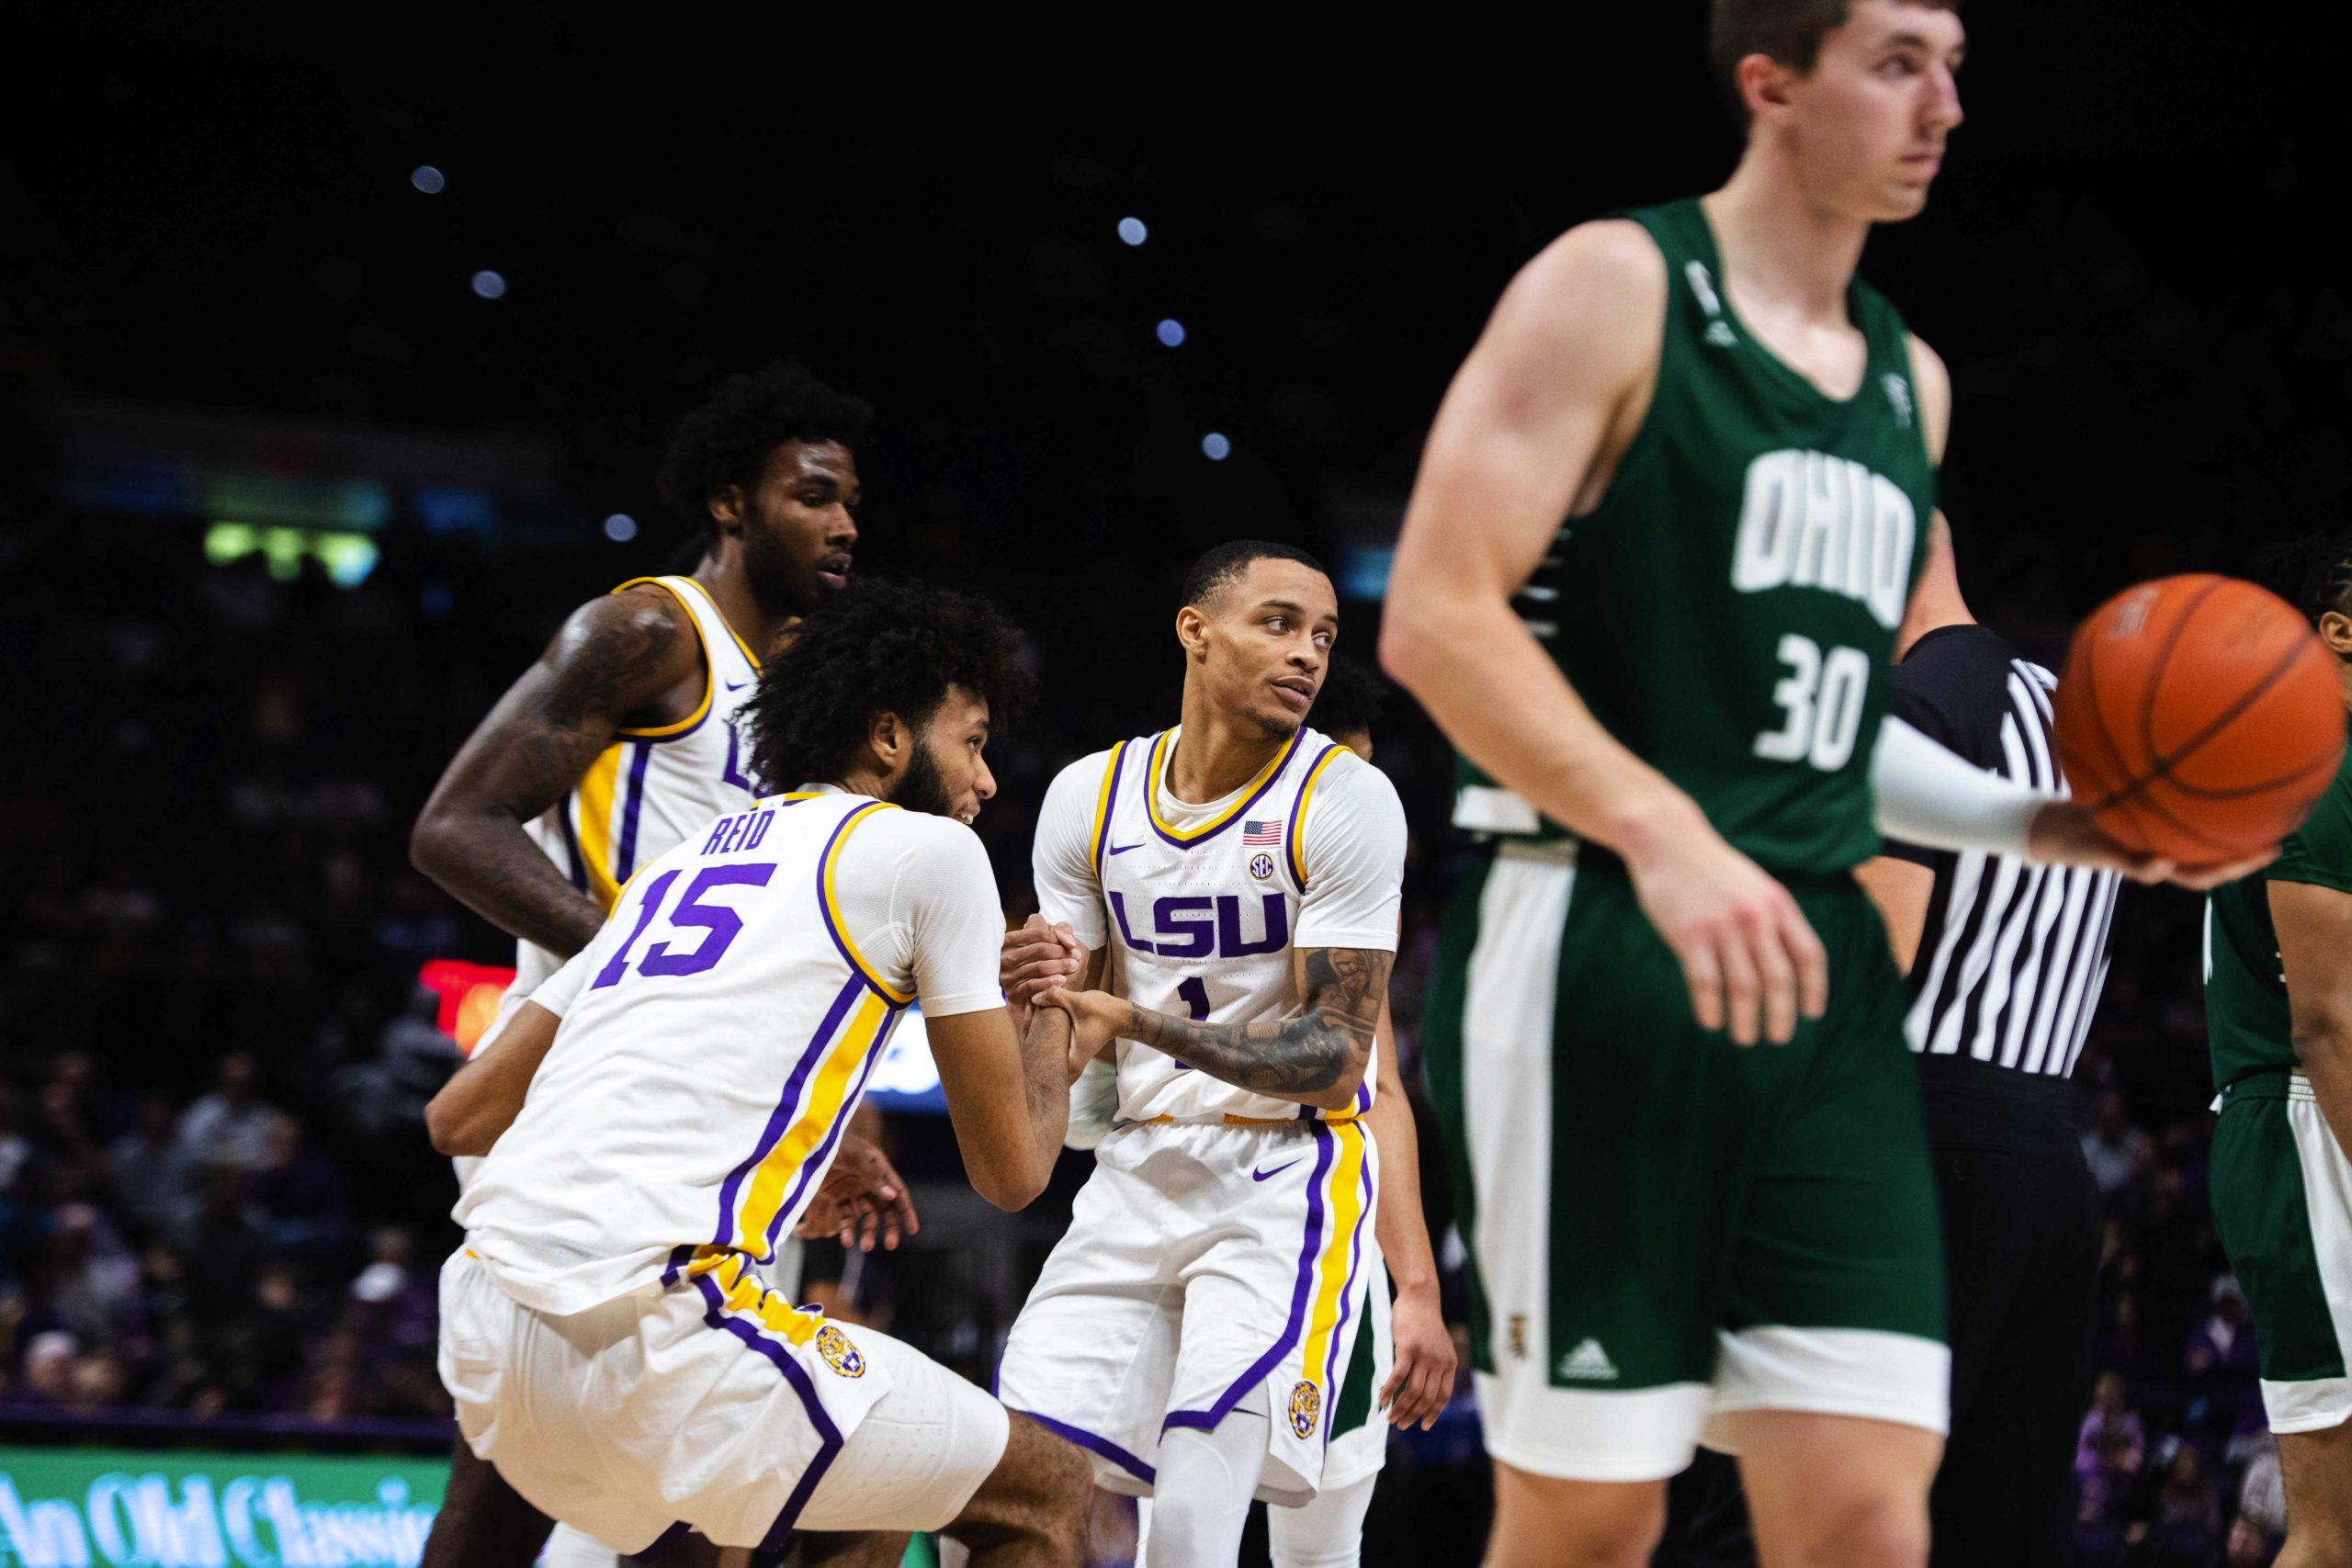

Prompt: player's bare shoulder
[
  {"left": 1496, "top": 219, "right": 1671, "bottom": 380},
  {"left": 540, "top": 581, "right": 703, "bottom": 716},
  {"left": 1904, "top": 333, "right": 1953, "bottom": 464}
]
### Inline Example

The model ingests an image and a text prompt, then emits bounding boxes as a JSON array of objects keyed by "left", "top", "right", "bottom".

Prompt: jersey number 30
[{"left": 1753, "top": 634, "right": 1870, "bottom": 772}]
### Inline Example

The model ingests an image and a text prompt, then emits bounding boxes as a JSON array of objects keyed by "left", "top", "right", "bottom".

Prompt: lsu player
[
  {"left": 426, "top": 580, "right": 1092, "bottom": 1566},
  {"left": 1004, "top": 652, "right": 1455, "bottom": 1568},
  {"left": 409, "top": 360, "right": 905, "bottom": 1568},
  {"left": 996, "top": 541, "right": 1409, "bottom": 1568}
]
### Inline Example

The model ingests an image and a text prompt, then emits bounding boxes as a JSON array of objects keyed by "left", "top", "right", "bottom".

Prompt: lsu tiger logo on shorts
[
  {"left": 1287, "top": 1378, "right": 1322, "bottom": 1438},
  {"left": 815, "top": 1323, "right": 866, "bottom": 1379}
]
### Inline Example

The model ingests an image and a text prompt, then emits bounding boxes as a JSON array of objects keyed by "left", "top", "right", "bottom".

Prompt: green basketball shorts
[
  {"left": 1425, "top": 842, "right": 1950, "bottom": 1482},
  {"left": 2211, "top": 1070, "right": 2352, "bottom": 1434}
]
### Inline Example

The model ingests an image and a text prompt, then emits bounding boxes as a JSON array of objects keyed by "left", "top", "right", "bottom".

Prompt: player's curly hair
[
  {"left": 741, "top": 578, "right": 1035, "bottom": 793},
  {"left": 655, "top": 360, "right": 873, "bottom": 536},
  {"left": 1309, "top": 652, "right": 1388, "bottom": 742}
]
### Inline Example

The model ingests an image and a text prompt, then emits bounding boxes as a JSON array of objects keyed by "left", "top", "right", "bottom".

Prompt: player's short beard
[
  {"left": 739, "top": 513, "right": 828, "bottom": 618},
  {"left": 886, "top": 735, "right": 956, "bottom": 818}
]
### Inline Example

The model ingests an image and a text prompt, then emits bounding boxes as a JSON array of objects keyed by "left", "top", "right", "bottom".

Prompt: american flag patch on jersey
[{"left": 1243, "top": 819, "right": 1284, "bottom": 845}]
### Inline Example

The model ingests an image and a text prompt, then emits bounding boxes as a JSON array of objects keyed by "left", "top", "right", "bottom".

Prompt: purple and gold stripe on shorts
[
  {"left": 1161, "top": 1118, "right": 1373, "bottom": 1435},
  {"left": 687, "top": 1255, "right": 841, "bottom": 1546}
]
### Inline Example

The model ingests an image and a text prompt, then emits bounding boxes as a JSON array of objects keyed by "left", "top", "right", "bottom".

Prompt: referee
[{"left": 1664, "top": 520, "right": 2123, "bottom": 1568}]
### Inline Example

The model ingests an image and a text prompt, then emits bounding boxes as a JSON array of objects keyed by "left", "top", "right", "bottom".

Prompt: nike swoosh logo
[
  {"left": 1107, "top": 842, "right": 1141, "bottom": 856},
  {"left": 724, "top": 680, "right": 751, "bottom": 692},
  {"left": 1251, "top": 1158, "right": 1304, "bottom": 1182}
]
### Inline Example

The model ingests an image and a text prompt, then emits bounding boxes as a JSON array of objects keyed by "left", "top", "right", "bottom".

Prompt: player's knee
[
  {"left": 1775, "top": 1490, "right": 1928, "bottom": 1568},
  {"left": 1490, "top": 1471, "right": 1662, "bottom": 1568},
  {"left": 948, "top": 1415, "right": 1090, "bottom": 1562}
]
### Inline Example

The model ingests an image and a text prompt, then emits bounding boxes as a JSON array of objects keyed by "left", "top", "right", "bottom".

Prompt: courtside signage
[{"left": 0, "top": 1449, "right": 444, "bottom": 1568}]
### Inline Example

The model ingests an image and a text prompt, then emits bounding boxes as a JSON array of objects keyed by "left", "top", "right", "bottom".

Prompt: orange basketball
[{"left": 2052, "top": 574, "right": 2346, "bottom": 864}]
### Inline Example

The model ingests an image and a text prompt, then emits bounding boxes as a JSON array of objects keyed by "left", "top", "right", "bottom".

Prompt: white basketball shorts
[
  {"left": 997, "top": 1116, "right": 1376, "bottom": 1505},
  {"left": 438, "top": 1247, "right": 1006, "bottom": 1551}
]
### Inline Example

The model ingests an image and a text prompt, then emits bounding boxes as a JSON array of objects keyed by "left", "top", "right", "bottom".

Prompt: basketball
[{"left": 2052, "top": 573, "right": 2347, "bottom": 863}]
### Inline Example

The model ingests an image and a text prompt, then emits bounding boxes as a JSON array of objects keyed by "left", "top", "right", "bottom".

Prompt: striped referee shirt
[{"left": 1886, "top": 625, "right": 2121, "bottom": 1077}]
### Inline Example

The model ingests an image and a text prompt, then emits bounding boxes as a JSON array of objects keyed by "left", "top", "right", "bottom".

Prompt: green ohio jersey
[
  {"left": 2206, "top": 744, "right": 2352, "bottom": 1093},
  {"left": 1453, "top": 197, "right": 1936, "bottom": 876}
]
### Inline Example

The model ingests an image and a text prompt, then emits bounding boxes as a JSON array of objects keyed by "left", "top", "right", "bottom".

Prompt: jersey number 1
[{"left": 1753, "top": 634, "right": 1870, "bottom": 772}]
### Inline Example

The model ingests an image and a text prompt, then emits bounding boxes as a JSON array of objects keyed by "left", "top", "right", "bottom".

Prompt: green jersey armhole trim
[
  {"left": 2263, "top": 868, "right": 2352, "bottom": 898},
  {"left": 1563, "top": 219, "right": 1678, "bottom": 536}
]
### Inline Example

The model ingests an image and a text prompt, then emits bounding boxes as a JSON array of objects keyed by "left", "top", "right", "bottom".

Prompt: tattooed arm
[
  {"left": 1046, "top": 945, "right": 1393, "bottom": 1112},
  {"left": 410, "top": 587, "right": 704, "bottom": 957}
]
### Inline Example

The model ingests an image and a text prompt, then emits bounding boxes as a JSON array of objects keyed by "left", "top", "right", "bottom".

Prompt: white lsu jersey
[
  {"left": 513, "top": 574, "right": 766, "bottom": 998},
  {"left": 458, "top": 788, "right": 1005, "bottom": 1315},
  {"left": 1033, "top": 725, "right": 1407, "bottom": 1125}
]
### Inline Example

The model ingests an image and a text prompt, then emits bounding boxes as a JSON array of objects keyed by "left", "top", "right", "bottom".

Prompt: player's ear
[
  {"left": 1736, "top": 51, "right": 1796, "bottom": 123},
  {"left": 2320, "top": 610, "right": 2352, "bottom": 659},
  {"left": 707, "top": 485, "right": 746, "bottom": 536},
  {"left": 867, "top": 710, "right": 907, "bottom": 770},
  {"left": 1174, "top": 605, "right": 1210, "bottom": 661}
]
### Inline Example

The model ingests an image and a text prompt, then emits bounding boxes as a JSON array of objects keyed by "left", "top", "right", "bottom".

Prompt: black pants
[{"left": 1658, "top": 1058, "right": 2101, "bottom": 1568}]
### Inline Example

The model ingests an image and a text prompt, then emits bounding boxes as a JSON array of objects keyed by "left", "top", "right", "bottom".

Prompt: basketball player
[
  {"left": 994, "top": 542, "right": 1408, "bottom": 1568},
  {"left": 1668, "top": 517, "right": 2126, "bottom": 1567},
  {"left": 2206, "top": 536, "right": 2352, "bottom": 1567},
  {"left": 1379, "top": 5, "right": 2262, "bottom": 1564},
  {"left": 427, "top": 580, "right": 1091, "bottom": 1566},
  {"left": 410, "top": 360, "right": 904, "bottom": 1568},
  {"left": 1001, "top": 652, "right": 1454, "bottom": 1568}
]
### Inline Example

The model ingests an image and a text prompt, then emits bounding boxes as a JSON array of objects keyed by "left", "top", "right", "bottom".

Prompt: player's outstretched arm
[
  {"left": 1365, "top": 999, "right": 1454, "bottom": 1428},
  {"left": 425, "top": 1001, "right": 560, "bottom": 1156},
  {"left": 1379, "top": 223, "right": 1826, "bottom": 1047},
  {"left": 410, "top": 587, "right": 702, "bottom": 958},
  {"left": 928, "top": 1005, "right": 1077, "bottom": 1211},
  {"left": 1046, "top": 946, "right": 1391, "bottom": 1112},
  {"left": 2272, "top": 879, "right": 2352, "bottom": 1157}
]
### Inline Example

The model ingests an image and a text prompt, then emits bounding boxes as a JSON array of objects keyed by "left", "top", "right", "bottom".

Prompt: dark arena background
[{"left": 3, "top": 8, "right": 2345, "bottom": 1566}]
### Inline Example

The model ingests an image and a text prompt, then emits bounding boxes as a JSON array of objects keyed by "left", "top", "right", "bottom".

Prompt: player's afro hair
[
  {"left": 741, "top": 578, "right": 1035, "bottom": 794},
  {"left": 1180, "top": 539, "right": 1329, "bottom": 612},
  {"left": 1309, "top": 652, "right": 1389, "bottom": 742},
  {"left": 655, "top": 359, "right": 873, "bottom": 536}
]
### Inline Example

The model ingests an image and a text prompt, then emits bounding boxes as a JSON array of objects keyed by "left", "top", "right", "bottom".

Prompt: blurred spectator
[
  {"left": 2143, "top": 1442, "right": 2223, "bottom": 1566},
  {"left": 2083, "top": 1089, "right": 2154, "bottom": 1199},
  {"left": 173, "top": 1052, "right": 279, "bottom": 1174},
  {"left": 2229, "top": 1437, "right": 2286, "bottom": 1566},
  {"left": 2185, "top": 1275, "right": 2264, "bottom": 1437}
]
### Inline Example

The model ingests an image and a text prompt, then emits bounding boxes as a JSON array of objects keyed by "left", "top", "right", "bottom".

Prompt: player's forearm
[
  {"left": 1018, "top": 1005, "right": 1077, "bottom": 1176},
  {"left": 411, "top": 807, "right": 607, "bottom": 957},
  {"left": 1120, "top": 1001, "right": 1367, "bottom": 1111},
  {"left": 1364, "top": 1080, "right": 1440, "bottom": 1296},
  {"left": 1381, "top": 590, "right": 1702, "bottom": 860},
  {"left": 2291, "top": 1018, "right": 2352, "bottom": 1158},
  {"left": 1870, "top": 716, "right": 2053, "bottom": 858}
]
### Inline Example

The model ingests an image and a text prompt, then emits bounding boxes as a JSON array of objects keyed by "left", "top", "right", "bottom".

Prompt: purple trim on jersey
[
  {"left": 1319, "top": 1147, "right": 1374, "bottom": 1451},
  {"left": 1008, "top": 1409, "right": 1157, "bottom": 1485},
  {"left": 1282, "top": 741, "right": 1340, "bottom": 892},
  {"left": 556, "top": 807, "right": 589, "bottom": 894},
  {"left": 625, "top": 1522, "right": 691, "bottom": 1562},
  {"left": 699, "top": 973, "right": 864, "bottom": 1269},
  {"left": 1091, "top": 739, "right": 1132, "bottom": 878},
  {"left": 762, "top": 1001, "right": 909, "bottom": 1250},
  {"left": 1146, "top": 728, "right": 1307, "bottom": 852},
  {"left": 1161, "top": 1121, "right": 1334, "bottom": 1434},
  {"left": 613, "top": 740, "right": 655, "bottom": 884},
  {"left": 814, "top": 799, "right": 889, "bottom": 987},
  {"left": 690, "top": 1271, "right": 842, "bottom": 1549}
]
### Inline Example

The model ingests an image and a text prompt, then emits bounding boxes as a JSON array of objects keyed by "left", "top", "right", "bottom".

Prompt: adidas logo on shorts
[{"left": 1556, "top": 1338, "right": 1619, "bottom": 1382}]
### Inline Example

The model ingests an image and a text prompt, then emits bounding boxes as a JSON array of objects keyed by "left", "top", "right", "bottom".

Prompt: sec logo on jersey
[{"left": 1250, "top": 852, "right": 1275, "bottom": 881}]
